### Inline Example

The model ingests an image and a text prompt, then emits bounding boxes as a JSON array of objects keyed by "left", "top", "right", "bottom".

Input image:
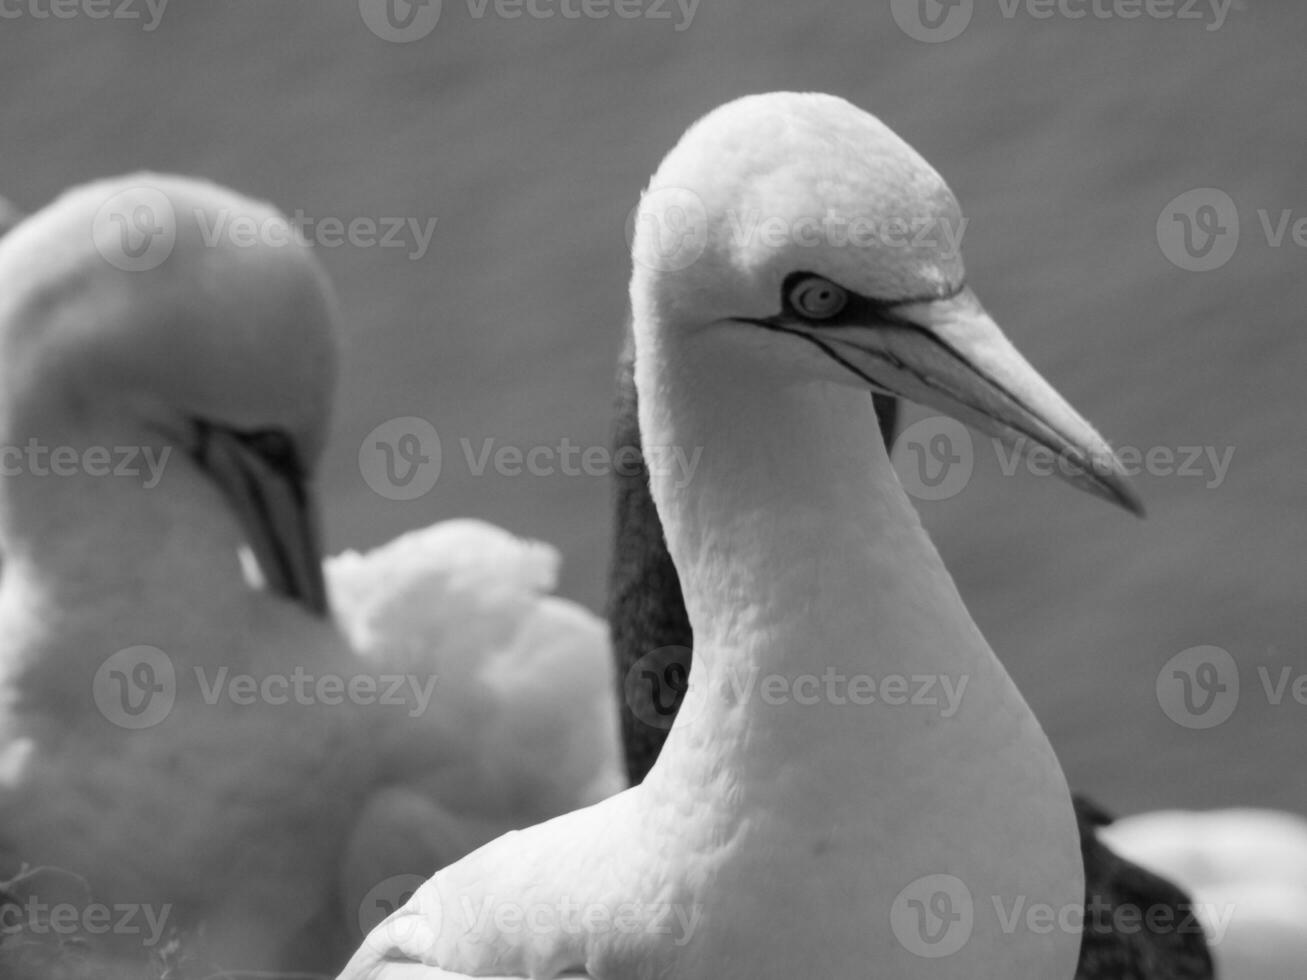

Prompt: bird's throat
[{"left": 631, "top": 315, "right": 1085, "bottom": 978}]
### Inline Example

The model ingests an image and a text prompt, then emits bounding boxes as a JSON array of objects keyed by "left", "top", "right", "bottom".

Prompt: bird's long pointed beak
[
  {"left": 192, "top": 422, "right": 330, "bottom": 615},
  {"left": 812, "top": 287, "right": 1144, "bottom": 516}
]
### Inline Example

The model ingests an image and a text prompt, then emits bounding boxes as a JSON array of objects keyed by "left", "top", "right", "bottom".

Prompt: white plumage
[
  {"left": 0, "top": 173, "right": 366, "bottom": 973},
  {"left": 1099, "top": 807, "right": 1307, "bottom": 979},
  {"left": 329, "top": 519, "right": 623, "bottom": 932},
  {"left": 0, "top": 175, "right": 621, "bottom": 976},
  {"left": 332, "top": 519, "right": 621, "bottom": 818},
  {"left": 340, "top": 91, "right": 1142, "bottom": 980}
]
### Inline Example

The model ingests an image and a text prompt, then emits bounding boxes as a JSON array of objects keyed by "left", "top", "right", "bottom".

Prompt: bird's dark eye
[{"left": 787, "top": 276, "right": 848, "bottom": 320}]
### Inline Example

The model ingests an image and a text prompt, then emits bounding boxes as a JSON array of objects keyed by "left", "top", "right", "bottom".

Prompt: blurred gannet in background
[
  {"left": 0, "top": 176, "right": 620, "bottom": 977},
  {"left": 1100, "top": 807, "right": 1307, "bottom": 979},
  {"left": 343, "top": 92, "right": 1156, "bottom": 980},
  {"left": 0, "top": 174, "right": 362, "bottom": 973}
]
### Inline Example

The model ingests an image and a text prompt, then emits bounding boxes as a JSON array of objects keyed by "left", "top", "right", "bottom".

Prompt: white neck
[
  {"left": 0, "top": 418, "right": 311, "bottom": 712},
  {"left": 632, "top": 311, "right": 1084, "bottom": 978}
]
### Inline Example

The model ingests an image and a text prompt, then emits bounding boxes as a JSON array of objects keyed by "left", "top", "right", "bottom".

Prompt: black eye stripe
[
  {"left": 193, "top": 424, "right": 306, "bottom": 484},
  {"left": 777, "top": 272, "right": 969, "bottom": 327},
  {"left": 241, "top": 429, "right": 302, "bottom": 476}
]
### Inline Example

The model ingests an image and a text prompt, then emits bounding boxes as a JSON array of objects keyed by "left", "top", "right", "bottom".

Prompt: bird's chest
[
  {"left": 608, "top": 774, "right": 895, "bottom": 979},
  {"left": 0, "top": 693, "right": 363, "bottom": 905},
  {"left": 624, "top": 718, "right": 1084, "bottom": 980}
]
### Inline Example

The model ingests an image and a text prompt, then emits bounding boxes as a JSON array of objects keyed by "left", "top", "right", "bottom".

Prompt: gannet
[
  {"left": 0, "top": 173, "right": 365, "bottom": 972},
  {"left": 0, "top": 175, "right": 623, "bottom": 975},
  {"left": 342, "top": 92, "right": 1148, "bottom": 980},
  {"left": 609, "top": 336, "right": 1215, "bottom": 979},
  {"left": 1099, "top": 807, "right": 1307, "bottom": 979}
]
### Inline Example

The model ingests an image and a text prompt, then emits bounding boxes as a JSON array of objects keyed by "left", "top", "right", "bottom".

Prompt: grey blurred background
[{"left": 1, "top": 1, "right": 1302, "bottom": 816}]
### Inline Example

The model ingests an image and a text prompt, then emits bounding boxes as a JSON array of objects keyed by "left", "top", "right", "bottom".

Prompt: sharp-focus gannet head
[
  {"left": 0, "top": 174, "right": 340, "bottom": 613},
  {"left": 630, "top": 92, "right": 1142, "bottom": 514}
]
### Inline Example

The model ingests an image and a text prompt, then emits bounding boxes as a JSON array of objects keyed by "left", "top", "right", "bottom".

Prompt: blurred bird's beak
[
  {"left": 192, "top": 422, "right": 330, "bottom": 615},
  {"left": 798, "top": 287, "right": 1144, "bottom": 516}
]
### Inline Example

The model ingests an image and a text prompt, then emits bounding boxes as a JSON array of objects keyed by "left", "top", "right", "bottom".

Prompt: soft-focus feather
[
  {"left": 1099, "top": 808, "right": 1307, "bottom": 980},
  {"left": 330, "top": 520, "right": 624, "bottom": 939}
]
